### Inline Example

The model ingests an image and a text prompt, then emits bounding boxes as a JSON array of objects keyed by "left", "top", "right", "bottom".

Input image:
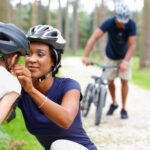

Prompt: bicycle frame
[{"left": 81, "top": 63, "right": 118, "bottom": 125}]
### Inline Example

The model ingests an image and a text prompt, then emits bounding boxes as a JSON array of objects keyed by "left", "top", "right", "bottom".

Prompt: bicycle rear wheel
[
  {"left": 94, "top": 85, "right": 107, "bottom": 126},
  {"left": 81, "top": 83, "right": 93, "bottom": 117}
]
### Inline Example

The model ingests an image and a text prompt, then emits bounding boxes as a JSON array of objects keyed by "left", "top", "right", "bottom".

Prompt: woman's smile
[{"left": 28, "top": 65, "right": 40, "bottom": 72}]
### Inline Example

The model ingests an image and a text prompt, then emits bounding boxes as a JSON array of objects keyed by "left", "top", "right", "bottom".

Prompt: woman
[
  {"left": 13, "top": 25, "right": 97, "bottom": 150},
  {"left": 0, "top": 22, "right": 29, "bottom": 124}
]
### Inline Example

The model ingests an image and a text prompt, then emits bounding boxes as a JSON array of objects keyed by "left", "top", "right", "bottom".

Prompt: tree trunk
[
  {"left": 64, "top": 0, "right": 70, "bottom": 51},
  {"left": 56, "top": 0, "right": 62, "bottom": 32},
  {"left": 46, "top": 0, "right": 51, "bottom": 25},
  {"left": 31, "top": 0, "right": 38, "bottom": 26},
  {"left": 0, "top": 0, "right": 10, "bottom": 22},
  {"left": 98, "top": 0, "right": 106, "bottom": 61},
  {"left": 140, "top": 0, "right": 150, "bottom": 69},
  {"left": 72, "top": 0, "right": 79, "bottom": 54},
  {"left": 17, "top": 0, "right": 23, "bottom": 29}
]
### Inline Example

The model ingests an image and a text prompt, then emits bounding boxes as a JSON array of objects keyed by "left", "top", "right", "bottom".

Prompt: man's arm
[
  {"left": 0, "top": 92, "right": 19, "bottom": 124},
  {"left": 124, "top": 36, "right": 137, "bottom": 61},
  {"left": 82, "top": 28, "right": 104, "bottom": 65},
  {"left": 120, "top": 35, "right": 137, "bottom": 72}
]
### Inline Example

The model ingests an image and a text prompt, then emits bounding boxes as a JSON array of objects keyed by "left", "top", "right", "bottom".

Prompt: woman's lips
[{"left": 28, "top": 66, "right": 39, "bottom": 72}]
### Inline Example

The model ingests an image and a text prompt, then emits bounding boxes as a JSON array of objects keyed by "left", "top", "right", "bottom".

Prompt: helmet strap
[
  {"left": 35, "top": 48, "right": 61, "bottom": 82},
  {"left": 36, "top": 62, "right": 61, "bottom": 82},
  {"left": 37, "top": 71, "right": 51, "bottom": 82}
]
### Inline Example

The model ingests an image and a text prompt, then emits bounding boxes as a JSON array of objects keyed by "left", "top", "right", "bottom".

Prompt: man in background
[{"left": 82, "top": 2, "right": 136, "bottom": 119}]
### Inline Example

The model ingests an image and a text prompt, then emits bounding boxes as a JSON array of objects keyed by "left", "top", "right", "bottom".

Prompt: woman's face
[{"left": 25, "top": 41, "right": 54, "bottom": 78}]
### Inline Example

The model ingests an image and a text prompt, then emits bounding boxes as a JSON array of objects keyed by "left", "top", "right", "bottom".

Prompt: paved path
[{"left": 60, "top": 56, "right": 150, "bottom": 150}]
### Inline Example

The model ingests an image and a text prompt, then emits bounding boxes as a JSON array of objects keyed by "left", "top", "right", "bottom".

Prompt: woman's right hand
[{"left": 12, "top": 64, "right": 34, "bottom": 93}]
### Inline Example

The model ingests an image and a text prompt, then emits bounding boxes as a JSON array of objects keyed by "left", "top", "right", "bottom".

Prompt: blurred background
[
  {"left": 0, "top": 0, "right": 150, "bottom": 150},
  {"left": 0, "top": 0, "right": 149, "bottom": 70}
]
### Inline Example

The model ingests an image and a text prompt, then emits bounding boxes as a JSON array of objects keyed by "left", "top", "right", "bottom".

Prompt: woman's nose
[{"left": 27, "top": 54, "right": 37, "bottom": 63}]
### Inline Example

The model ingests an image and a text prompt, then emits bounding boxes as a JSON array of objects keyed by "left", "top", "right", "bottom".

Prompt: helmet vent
[
  {"left": 51, "top": 31, "right": 58, "bottom": 36},
  {"left": 0, "top": 33, "right": 10, "bottom": 41}
]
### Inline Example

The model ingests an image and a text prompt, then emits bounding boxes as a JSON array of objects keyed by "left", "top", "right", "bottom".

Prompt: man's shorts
[{"left": 105, "top": 57, "right": 132, "bottom": 81}]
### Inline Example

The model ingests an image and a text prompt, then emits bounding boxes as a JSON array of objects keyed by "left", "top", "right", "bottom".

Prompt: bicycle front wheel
[
  {"left": 81, "top": 83, "right": 93, "bottom": 117},
  {"left": 94, "top": 85, "right": 107, "bottom": 126}
]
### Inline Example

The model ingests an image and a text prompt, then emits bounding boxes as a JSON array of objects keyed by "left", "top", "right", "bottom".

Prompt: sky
[{"left": 11, "top": 0, "right": 144, "bottom": 12}]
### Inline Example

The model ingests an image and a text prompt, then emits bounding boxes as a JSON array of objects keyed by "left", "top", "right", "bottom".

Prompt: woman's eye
[
  {"left": 26, "top": 53, "right": 31, "bottom": 57},
  {"left": 38, "top": 53, "right": 45, "bottom": 57}
]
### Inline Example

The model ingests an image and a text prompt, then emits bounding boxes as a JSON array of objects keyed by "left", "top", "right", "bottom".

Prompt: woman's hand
[{"left": 12, "top": 64, "right": 34, "bottom": 93}]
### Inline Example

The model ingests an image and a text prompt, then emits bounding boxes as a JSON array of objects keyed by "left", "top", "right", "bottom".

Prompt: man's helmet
[
  {"left": 115, "top": 2, "right": 131, "bottom": 23},
  {"left": 0, "top": 22, "right": 29, "bottom": 56},
  {"left": 26, "top": 25, "right": 66, "bottom": 53}
]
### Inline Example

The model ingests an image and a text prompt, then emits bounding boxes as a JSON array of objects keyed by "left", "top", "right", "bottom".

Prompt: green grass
[
  {"left": 0, "top": 109, "right": 43, "bottom": 150},
  {"left": 131, "top": 57, "right": 150, "bottom": 90}
]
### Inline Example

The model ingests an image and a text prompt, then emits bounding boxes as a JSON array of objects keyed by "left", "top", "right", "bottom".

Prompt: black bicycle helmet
[
  {"left": 0, "top": 22, "right": 29, "bottom": 56},
  {"left": 26, "top": 25, "right": 66, "bottom": 52}
]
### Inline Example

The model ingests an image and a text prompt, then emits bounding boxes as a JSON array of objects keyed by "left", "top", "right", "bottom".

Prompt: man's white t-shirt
[{"left": 0, "top": 66, "right": 21, "bottom": 99}]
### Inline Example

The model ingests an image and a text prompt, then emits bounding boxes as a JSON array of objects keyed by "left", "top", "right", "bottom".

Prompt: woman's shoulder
[
  {"left": 55, "top": 77, "right": 79, "bottom": 83},
  {"left": 55, "top": 77, "right": 81, "bottom": 91}
]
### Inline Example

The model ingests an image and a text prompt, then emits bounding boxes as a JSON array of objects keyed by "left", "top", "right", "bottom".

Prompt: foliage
[
  {"left": 0, "top": 109, "right": 43, "bottom": 150},
  {"left": 131, "top": 57, "right": 150, "bottom": 90},
  {"left": 78, "top": 11, "right": 93, "bottom": 48},
  {"left": 15, "top": 3, "right": 57, "bottom": 33}
]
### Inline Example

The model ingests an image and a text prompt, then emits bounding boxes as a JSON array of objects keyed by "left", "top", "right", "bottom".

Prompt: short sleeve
[
  {"left": 128, "top": 20, "right": 136, "bottom": 36},
  {"left": 61, "top": 78, "right": 81, "bottom": 94},
  {"left": 61, "top": 78, "right": 82, "bottom": 101},
  {"left": 99, "top": 17, "right": 113, "bottom": 32},
  {"left": 0, "top": 67, "right": 21, "bottom": 99}
]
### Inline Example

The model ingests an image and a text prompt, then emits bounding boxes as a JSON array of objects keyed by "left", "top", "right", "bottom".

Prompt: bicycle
[{"left": 81, "top": 63, "right": 118, "bottom": 126}]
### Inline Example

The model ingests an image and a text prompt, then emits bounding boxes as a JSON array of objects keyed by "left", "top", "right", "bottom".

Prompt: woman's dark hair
[{"left": 49, "top": 46, "right": 62, "bottom": 77}]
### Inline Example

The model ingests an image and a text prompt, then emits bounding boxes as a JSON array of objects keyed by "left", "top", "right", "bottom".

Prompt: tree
[
  {"left": 0, "top": 0, "right": 10, "bottom": 22},
  {"left": 64, "top": 0, "right": 70, "bottom": 51},
  {"left": 16, "top": 0, "right": 23, "bottom": 29},
  {"left": 98, "top": 0, "right": 106, "bottom": 61},
  {"left": 140, "top": 0, "right": 150, "bottom": 69},
  {"left": 31, "top": 0, "right": 38, "bottom": 26},
  {"left": 46, "top": 0, "right": 51, "bottom": 25},
  {"left": 56, "top": 0, "right": 62, "bottom": 32},
  {"left": 72, "top": 0, "right": 79, "bottom": 54}
]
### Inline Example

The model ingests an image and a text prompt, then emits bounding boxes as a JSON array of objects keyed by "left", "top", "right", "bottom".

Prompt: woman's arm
[
  {"left": 0, "top": 92, "right": 19, "bottom": 124},
  {"left": 28, "top": 88, "right": 80, "bottom": 129},
  {"left": 13, "top": 64, "right": 81, "bottom": 129}
]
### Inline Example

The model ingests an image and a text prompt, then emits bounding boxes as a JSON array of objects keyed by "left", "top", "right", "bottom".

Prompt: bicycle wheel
[
  {"left": 81, "top": 83, "right": 93, "bottom": 117},
  {"left": 94, "top": 85, "right": 107, "bottom": 126}
]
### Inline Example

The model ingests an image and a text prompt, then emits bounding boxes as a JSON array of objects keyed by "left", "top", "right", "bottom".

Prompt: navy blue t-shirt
[
  {"left": 18, "top": 77, "right": 97, "bottom": 150},
  {"left": 99, "top": 16, "right": 136, "bottom": 60}
]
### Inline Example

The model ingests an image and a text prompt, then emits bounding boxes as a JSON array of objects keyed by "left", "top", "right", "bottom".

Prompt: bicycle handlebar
[{"left": 90, "top": 62, "right": 119, "bottom": 70}]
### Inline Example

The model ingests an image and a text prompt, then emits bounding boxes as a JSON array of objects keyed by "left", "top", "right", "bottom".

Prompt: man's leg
[
  {"left": 121, "top": 79, "right": 128, "bottom": 109},
  {"left": 108, "top": 80, "right": 116, "bottom": 104},
  {"left": 105, "top": 57, "right": 120, "bottom": 116},
  {"left": 120, "top": 79, "right": 129, "bottom": 119},
  {"left": 106, "top": 80, "right": 118, "bottom": 115},
  {"left": 119, "top": 60, "right": 131, "bottom": 119}
]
